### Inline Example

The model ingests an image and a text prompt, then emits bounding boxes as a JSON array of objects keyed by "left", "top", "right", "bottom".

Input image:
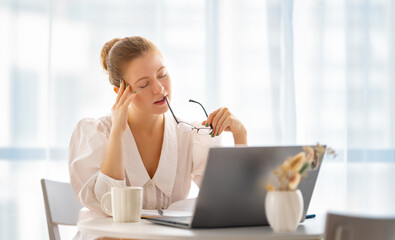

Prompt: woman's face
[{"left": 122, "top": 51, "right": 171, "bottom": 115}]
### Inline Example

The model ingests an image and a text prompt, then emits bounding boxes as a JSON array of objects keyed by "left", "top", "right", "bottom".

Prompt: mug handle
[{"left": 101, "top": 192, "right": 112, "bottom": 216}]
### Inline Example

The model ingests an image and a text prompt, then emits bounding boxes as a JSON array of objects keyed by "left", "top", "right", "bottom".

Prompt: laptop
[{"left": 144, "top": 145, "right": 325, "bottom": 228}]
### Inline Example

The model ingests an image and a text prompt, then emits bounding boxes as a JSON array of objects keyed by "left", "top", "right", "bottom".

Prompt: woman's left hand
[{"left": 202, "top": 107, "right": 247, "bottom": 144}]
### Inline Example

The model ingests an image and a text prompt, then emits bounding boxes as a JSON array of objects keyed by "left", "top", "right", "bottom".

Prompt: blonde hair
[{"left": 100, "top": 36, "right": 159, "bottom": 87}]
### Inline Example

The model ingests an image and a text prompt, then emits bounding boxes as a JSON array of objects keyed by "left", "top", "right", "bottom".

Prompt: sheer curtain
[
  {"left": 292, "top": 0, "right": 395, "bottom": 215},
  {"left": 1, "top": 0, "right": 394, "bottom": 239}
]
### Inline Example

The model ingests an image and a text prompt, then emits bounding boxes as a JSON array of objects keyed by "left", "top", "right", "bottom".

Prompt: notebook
[{"left": 143, "top": 146, "right": 325, "bottom": 228}]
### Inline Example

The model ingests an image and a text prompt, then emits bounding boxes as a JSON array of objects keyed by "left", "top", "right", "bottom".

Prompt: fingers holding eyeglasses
[
  {"left": 203, "top": 108, "right": 221, "bottom": 127},
  {"left": 213, "top": 108, "right": 227, "bottom": 134},
  {"left": 204, "top": 107, "right": 226, "bottom": 136},
  {"left": 206, "top": 107, "right": 230, "bottom": 137},
  {"left": 213, "top": 112, "right": 231, "bottom": 137},
  {"left": 205, "top": 107, "right": 247, "bottom": 143}
]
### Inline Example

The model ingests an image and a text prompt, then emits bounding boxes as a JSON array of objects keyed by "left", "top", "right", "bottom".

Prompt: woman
[{"left": 69, "top": 36, "right": 247, "bottom": 239}]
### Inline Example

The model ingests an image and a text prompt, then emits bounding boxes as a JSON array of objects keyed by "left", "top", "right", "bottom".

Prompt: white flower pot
[{"left": 265, "top": 189, "right": 304, "bottom": 232}]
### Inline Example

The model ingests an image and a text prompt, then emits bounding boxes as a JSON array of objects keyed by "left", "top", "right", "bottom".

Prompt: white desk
[{"left": 77, "top": 215, "right": 325, "bottom": 240}]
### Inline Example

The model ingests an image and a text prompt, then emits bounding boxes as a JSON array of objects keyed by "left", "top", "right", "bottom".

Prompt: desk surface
[{"left": 77, "top": 215, "right": 325, "bottom": 240}]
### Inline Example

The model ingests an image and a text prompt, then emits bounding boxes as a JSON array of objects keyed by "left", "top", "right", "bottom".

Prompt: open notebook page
[{"left": 141, "top": 198, "right": 196, "bottom": 218}]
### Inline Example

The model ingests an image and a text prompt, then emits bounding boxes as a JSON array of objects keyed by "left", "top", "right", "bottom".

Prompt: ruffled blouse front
[{"left": 68, "top": 111, "right": 221, "bottom": 219}]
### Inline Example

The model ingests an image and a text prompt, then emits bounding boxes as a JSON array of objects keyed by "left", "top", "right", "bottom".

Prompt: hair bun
[
  {"left": 100, "top": 36, "right": 158, "bottom": 87},
  {"left": 100, "top": 38, "right": 121, "bottom": 71}
]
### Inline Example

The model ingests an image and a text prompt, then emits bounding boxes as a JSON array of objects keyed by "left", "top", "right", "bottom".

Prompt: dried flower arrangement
[{"left": 266, "top": 143, "right": 336, "bottom": 191}]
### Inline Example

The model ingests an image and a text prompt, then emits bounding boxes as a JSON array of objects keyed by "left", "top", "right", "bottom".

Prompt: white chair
[
  {"left": 41, "top": 179, "right": 82, "bottom": 240},
  {"left": 324, "top": 212, "right": 395, "bottom": 240}
]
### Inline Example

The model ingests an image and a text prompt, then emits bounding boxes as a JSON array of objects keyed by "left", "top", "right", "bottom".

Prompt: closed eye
[
  {"left": 140, "top": 83, "right": 149, "bottom": 88},
  {"left": 159, "top": 74, "right": 167, "bottom": 79}
]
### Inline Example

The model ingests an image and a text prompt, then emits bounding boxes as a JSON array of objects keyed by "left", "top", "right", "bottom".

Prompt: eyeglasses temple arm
[
  {"left": 189, "top": 99, "right": 209, "bottom": 117},
  {"left": 165, "top": 97, "right": 180, "bottom": 124},
  {"left": 189, "top": 99, "right": 213, "bottom": 130}
]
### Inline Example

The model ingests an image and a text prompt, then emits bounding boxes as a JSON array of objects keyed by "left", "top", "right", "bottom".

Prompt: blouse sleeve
[
  {"left": 191, "top": 134, "right": 222, "bottom": 187},
  {"left": 68, "top": 118, "right": 126, "bottom": 216}
]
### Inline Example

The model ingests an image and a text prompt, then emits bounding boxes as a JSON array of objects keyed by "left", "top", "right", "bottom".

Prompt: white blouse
[{"left": 68, "top": 111, "right": 221, "bottom": 219}]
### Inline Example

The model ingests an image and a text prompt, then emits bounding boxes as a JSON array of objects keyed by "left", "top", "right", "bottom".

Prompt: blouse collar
[{"left": 122, "top": 112, "right": 178, "bottom": 198}]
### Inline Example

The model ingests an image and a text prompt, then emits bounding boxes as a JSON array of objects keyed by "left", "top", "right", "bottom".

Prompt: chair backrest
[
  {"left": 324, "top": 212, "right": 395, "bottom": 240},
  {"left": 41, "top": 178, "right": 82, "bottom": 240}
]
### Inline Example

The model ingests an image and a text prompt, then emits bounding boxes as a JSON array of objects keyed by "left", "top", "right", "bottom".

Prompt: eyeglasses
[{"left": 165, "top": 97, "right": 213, "bottom": 135}]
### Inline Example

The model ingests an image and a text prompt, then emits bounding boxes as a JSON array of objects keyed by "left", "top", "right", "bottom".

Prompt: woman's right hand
[
  {"left": 111, "top": 80, "right": 136, "bottom": 134},
  {"left": 102, "top": 80, "right": 135, "bottom": 180}
]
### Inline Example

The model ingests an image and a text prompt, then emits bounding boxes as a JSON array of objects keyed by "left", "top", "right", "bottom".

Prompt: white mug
[{"left": 101, "top": 186, "right": 143, "bottom": 222}]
